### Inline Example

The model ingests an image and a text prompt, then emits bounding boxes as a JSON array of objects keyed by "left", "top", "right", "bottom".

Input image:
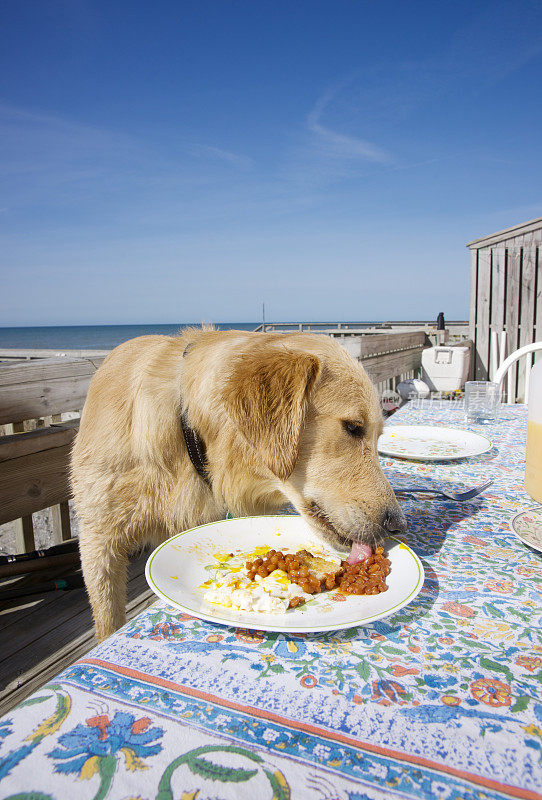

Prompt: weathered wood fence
[
  {"left": 0, "top": 330, "right": 429, "bottom": 556},
  {"left": 468, "top": 216, "right": 542, "bottom": 401}
]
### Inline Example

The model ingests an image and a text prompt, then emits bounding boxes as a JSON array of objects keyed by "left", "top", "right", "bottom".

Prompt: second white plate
[
  {"left": 378, "top": 424, "right": 492, "bottom": 461},
  {"left": 510, "top": 506, "right": 542, "bottom": 553}
]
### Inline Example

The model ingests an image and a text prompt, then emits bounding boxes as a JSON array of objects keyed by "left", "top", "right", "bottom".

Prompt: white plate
[
  {"left": 145, "top": 515, "right": 424, "bottom": 633},
  {"left": 378, "top": 424, "right": 492, "bottom": 461},
  {"left": 510, "top": 506, "right": 542, "bottom": 553}
]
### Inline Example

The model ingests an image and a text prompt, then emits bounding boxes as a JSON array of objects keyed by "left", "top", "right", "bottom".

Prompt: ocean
[
  {"left": 0, "top": 323, "right": 259, "bottom": 351},
  {"left": 0, "top": 322, "right": 377, "bottom": 351}
]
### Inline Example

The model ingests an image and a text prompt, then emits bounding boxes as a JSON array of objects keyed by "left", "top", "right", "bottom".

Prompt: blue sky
[{"left": 1, "top": 0, "right": 541, "bottom": 326}]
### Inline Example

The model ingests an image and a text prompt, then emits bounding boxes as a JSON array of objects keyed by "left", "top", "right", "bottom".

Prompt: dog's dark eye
[{"left": 342, "top": 420, "right": 365, "bottom": 438}]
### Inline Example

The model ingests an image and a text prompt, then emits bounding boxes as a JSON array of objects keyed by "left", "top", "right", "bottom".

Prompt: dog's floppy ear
[{"left": 223, "top": 345, "right": 321, "bottom": 480}]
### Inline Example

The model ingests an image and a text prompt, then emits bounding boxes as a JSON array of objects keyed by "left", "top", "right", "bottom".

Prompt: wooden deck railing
[
  {"left": 0, "top": 330, "right": 429, "bottom": 556},
  {"left": 253, "top": 320, "right": 469, "bottom": 343},
  {"left": 0, "top": 355, "right": 106, "bottom": 552}
]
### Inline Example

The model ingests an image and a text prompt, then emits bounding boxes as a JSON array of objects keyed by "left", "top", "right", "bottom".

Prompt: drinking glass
[{"left": 464, "top": 381, "right": 500, "bottom": 424}]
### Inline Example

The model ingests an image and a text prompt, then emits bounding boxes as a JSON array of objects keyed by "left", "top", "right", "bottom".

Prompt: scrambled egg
[{"left": 202, "top": 560, "right": 311, "bottom": 614}]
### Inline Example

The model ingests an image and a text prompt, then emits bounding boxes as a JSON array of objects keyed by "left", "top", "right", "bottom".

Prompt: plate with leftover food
[
  {"left": 145, "top": 515, "right": 424, "bottom": 632},
  {"left": 510, "top": 505, "right": 542, "bottom": 553},
  {"left": 378, "top": 424, "right": 492, "bottom": 461}
]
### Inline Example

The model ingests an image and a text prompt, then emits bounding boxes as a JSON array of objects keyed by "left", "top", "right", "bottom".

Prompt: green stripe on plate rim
[{"left": 145, "top": 516, "right": 425, "bottom": 632}]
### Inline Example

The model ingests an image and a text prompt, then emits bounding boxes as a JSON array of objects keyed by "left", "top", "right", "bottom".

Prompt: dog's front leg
[{"left": 79, "top": 525, "right": 128, "bottom": 642}]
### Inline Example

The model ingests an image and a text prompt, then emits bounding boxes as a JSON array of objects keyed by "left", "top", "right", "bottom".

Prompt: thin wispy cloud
[
  {"left": 188, "top": 143, "right": 253, "bottom": 169},
  {"left": 0, "top": 103, "right": 252, "bottom": 175},
  {"left": 307, "top": 86, "right": 390, "bottom": 163},
  {"left": 0, "top": 103, "right": 254, "bottom": 218}
]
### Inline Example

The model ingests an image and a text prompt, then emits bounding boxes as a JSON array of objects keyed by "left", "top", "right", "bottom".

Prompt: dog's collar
[
  {"left": 180, "top": 410, "right": 211, "bottom": 487},
  {"left": 181, "top": 343, "right": 212, "bottom": 488}
]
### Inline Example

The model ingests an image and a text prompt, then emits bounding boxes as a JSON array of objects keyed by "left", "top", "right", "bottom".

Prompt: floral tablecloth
[{"left": 1, "top": 402, "right": 541, "bottom": 800}]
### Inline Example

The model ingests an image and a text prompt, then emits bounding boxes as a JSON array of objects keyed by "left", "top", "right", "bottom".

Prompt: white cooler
[{"left": 421, "top": 346, "right": 471, "bottom": 392}]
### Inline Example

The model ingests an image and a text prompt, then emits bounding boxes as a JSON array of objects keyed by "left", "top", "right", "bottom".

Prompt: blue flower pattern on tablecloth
[{"left": 48, "top": 710, "right": 163, "bottom": 774}]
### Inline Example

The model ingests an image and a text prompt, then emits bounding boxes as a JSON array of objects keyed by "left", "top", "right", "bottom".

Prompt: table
[{"left": 0, "top": 402, "right": 541, "bottom": 800}]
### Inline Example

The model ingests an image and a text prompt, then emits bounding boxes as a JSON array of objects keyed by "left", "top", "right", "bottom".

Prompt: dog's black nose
[{"left": 382, "top": 507, "right": 407, "bottom": 533}]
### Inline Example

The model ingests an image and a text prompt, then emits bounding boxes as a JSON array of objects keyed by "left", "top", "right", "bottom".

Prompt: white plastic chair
[{"left": 493, "top": 342, "right": 542, "bottom": 404}]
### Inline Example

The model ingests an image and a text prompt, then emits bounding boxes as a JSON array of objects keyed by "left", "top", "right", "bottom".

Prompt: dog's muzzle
[{"left": 304, "top": 499, "right": 406, "bottom": 548}]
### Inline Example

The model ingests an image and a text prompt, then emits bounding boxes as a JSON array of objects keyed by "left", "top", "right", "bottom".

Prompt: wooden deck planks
[{"left": 0, "top": 552, "right": 155, "bottom": 715}]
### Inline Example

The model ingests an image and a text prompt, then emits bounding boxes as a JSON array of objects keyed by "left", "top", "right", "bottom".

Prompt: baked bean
[
  {"left": 244, "top": 547, "right": 389, "bottom": 597},
  {"left": 336, "top": 546, "right": 390, "bottom": 594},
  {"left": 289, "top": 596, "right": 305, "bottom": 609}
]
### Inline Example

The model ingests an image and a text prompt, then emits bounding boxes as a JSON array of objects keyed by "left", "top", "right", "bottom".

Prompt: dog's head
[{"left": 222, "top": 333, "right": 406, "bottom": 552}]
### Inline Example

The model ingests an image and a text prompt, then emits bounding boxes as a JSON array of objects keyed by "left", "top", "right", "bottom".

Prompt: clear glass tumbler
[{"left": 464, "top": 381, "right": 500, "bottom": 424}]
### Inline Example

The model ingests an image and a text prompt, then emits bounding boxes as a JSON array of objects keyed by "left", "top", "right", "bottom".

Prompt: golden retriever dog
[{"left": 71, "top": 329, "right": 406, "bottom": 640}]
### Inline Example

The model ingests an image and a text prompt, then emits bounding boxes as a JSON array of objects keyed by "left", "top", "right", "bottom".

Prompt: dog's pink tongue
[{"left": 347, "top": 542, "right": 373, "bottom": 566}]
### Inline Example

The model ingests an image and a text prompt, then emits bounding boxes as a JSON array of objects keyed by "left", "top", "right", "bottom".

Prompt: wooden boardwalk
[{"left": 0, "top": 552, "right": 155, "bottom": 715}]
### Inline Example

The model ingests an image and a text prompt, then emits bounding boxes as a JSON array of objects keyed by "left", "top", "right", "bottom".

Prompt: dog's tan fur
[{"left": 71, "top": 329, "right": 405, "bottom": 640}]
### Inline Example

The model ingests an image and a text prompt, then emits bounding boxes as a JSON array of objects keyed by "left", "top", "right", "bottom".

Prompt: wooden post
[
  {"left": 518, "top": 234, "right": 537, "bottom": 401},
  {"left": 14, "top": 515, "right": 35, "bottom": 554},
  {"left": 7, "top": 422, "right": 36, "bottom": 553},
  {"left": 490, "top": 330, "right": 498, "bottom": 379},
  {"left": 490, "top": 245, "right": 506, "bottom": 380},
  {"left": 468, "top": 248, "right": 479, "bottom": 378},
  {"left": 47, "top": 414, "right": 71, "bottom": 543},
  {"left": 476, "top": 248, "right": 492, "bottom": 380},
  {"left": 505, "top": 247, "right": 521, "bottom": 402},
  {"left": 51, "top": 501, "right": 72, "bottom": 543}
]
